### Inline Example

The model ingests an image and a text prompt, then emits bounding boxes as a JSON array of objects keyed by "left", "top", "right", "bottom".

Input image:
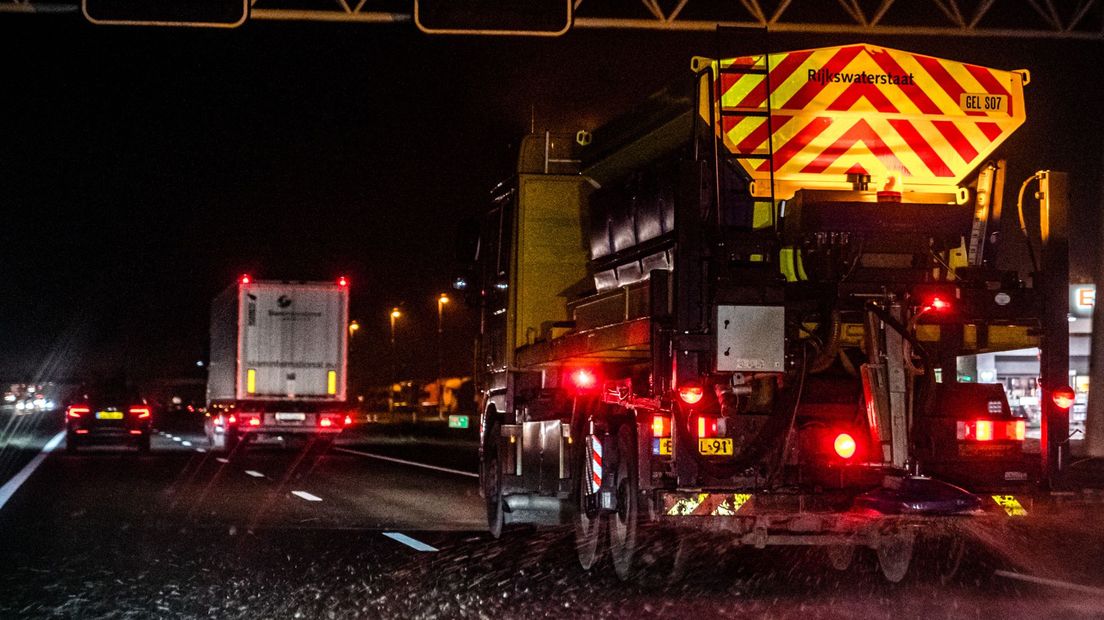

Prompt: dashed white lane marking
[
  {"left": 0, "top": 431, "right": 65, "bottom": 511},
  {"left": 291, "top": 490, "right": 323, "bottom": 502},
  {"left": 244, "top": 470, "right": 265, "bottom": 478},
  {"left": 172, "top": 437, "right": 182, "bottom": 442},
  {"left": 195, "top": 448, "right": 207, "bottom": 453},
  {"left": 216, "top": 457, "right": 229, "bottom": 464},
  {"left": 994, "top": 570, "right": 1104, "bottom": 596},
  {"left": 382, "top": 532, "right": 438, "bottom": 552},
  {"left": 182, "top": 441, "right": 193, "bottom": 447},
  {"left": 334, "top": 448, "right": 479, "bottom": 479}
]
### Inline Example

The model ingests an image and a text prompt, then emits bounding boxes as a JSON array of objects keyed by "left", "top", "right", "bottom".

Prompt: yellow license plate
[
  {"left": 659, "top": 438, "right": 672, "bottom": 455},
  {"left": 698, "top": 438, "right": 733, "bottom": 456},
  {"left": 96, "top": 411, "right": 124, "bottom": 420}
]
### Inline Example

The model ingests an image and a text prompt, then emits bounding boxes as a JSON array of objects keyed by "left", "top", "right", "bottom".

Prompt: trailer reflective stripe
[
  {"left": 992, "top": 494, "right": 1028, "bottom": 517},
  {"left": 587, "top": 436, "right": 602, "bottom": 495},
  {"left": 665, "top": 493, "right": 754, "bottom": 516},
  {"left": 246, "top": 369, "right": 256, "bottom": 394},
  {"left": 327, "top": 370, "right": 337, "bottom": 395}
]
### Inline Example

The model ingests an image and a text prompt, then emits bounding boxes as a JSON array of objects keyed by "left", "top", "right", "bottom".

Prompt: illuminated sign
[{"left": 1071, "top": 284, "right": 1096, "bottom": 318}]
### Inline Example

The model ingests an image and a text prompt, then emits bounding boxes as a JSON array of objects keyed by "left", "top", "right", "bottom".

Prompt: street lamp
[
  {"left": 348, "top": 320, "right": 360, "bottom": 337},
  {"left": 389, "top": 308, "right": 402, "bottom": 414},
  {"left": 437, "top": 294, "right": 450, "bottom": 418}
]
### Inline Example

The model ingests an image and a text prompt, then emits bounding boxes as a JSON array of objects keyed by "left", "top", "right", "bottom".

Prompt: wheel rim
[{"left": 608, "top": 425, "right": 638, "bottom": 581}]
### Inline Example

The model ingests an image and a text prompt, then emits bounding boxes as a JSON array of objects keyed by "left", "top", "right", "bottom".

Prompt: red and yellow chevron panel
[{"left": 699, "top": 44, "right": 1027, "bottom": 198}]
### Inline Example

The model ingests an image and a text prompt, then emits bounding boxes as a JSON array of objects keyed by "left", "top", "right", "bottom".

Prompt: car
[{"left": 65, "top": 384, "right": 152, "bottom": 453}]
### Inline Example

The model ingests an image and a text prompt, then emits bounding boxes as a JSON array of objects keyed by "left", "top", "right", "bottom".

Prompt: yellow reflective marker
[
  {"left": 667, "top": 493, "right": 709, "bottom": 516},
  {"left": 992, "top": 495, "right": 1028, "bottom": 517},
  {"left": 327, "top": 370, "right": 337, "bottom": 395},
  {"left": 246, "top": 369, "right": 256, "bottom": 394},
  {"left": 659, "top": 438, "right": 672, "bottom": 455}
]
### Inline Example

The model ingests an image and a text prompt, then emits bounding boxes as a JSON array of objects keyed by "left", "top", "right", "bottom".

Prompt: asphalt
[{"left": 1, "top": 410, "right": 1103, "bottom": 619}]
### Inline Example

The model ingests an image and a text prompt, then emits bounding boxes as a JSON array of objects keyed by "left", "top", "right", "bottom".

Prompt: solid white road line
[
  {"left": 382, "top": 532, "right": 438, "bottom": 552},
  {"left": 994, "top": 570, "right": 1104, "bottom": 596},
  {"left": 0, "top": 431, "right": 65, "bottom": 511},
  {"left": 291, "top": 490, "right": 323, "bottom": 502},
  {"left": 216, "top": 457, "right": 229, "bottom": 464},
  {"left": 334, "top": 447, "right": 478, "bottom": 479},
  {"left": 244, "top": 470, "right": 265, "bottom": 478}
]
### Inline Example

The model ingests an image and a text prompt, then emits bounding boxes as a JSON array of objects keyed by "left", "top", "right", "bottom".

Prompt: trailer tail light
[
  {"left": 679, "top": 385, "right": 704, "bottom": 405},
  {"left": 956, "top": 419, "right": 1025, "bottom": 442},
  {"left": 833, "top": 433, "right": 857, "bottom": 459},
  {"left": 67, "top": 405, "right": 90, "bottom": 419},
  {"left": 570, "top": 369, "right": 597, "bottom": 391},
  {"left": 240, "top": 274, "right": 251, "bottom": 285},
  {"left": 651, "top": 414, "right": 672, "bottom": 438},
  {"left": 337, "top": 276, "right": 348, "bottom": 287},
  {"left": 1052, "top": 386, "right": 1076, "bottom": 410},
  {"left": 927, "top": 296, "right": 951, "bottom": 312},
  {"left": 129, "top": 406, "right": 151, "bottom": 419},
  {"left": 695, "top": 415, "right": 718, "bottom": 439}
]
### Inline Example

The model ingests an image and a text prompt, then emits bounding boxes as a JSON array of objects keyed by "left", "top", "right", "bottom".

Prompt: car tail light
[
  {"left": 695, "top": 415, "right": 718, "bottom": 439},
  {"left": 129, "top": 406, "right": 151, "bottom": 419},
  {"left": 129, "top": 430, "right": 143, "bottom": 435},
  {"left": 679, "top": 385, "right": 704, "bottom": 405},
  {"left": 227, "top": 414, "right": 238, "bottom": 424},
  {"left": 343, "top": 415, "right": 352, "bottom": 426},
  {"left": 1052, "top": 386, "right": 1076, "bottom": 410},
  {"left": 651, "top": 414, "right": 672, "bottom": 438},
  {"left": 570, "top": 368, "right": 597, "bottom": 391},
  {"left": 833, "top": 432, "right": 857, "bottom": 459},
  {"left": 320, "top": 417, "right": 333, "bottom": 428},
  {"left": 956, "top": 419, "right": 1025, "bottom": 442},
  {"left": 67, "top": 405, "right": 90, "bottom": 419},
  {"left": 236, "top": 413, "right": 261, "bottom": 427}
]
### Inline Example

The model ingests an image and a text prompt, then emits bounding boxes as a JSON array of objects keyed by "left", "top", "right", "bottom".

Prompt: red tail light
[
  {"left": 956, "top": 419, "right": 1025, "bottom": 442},
  {"left": 227, "top": 414, "right": 238, "bottom": 424},
  {"left": 129, "top": 406, "right": 151, "bottom": 419},
  {"left": 240, "top": 274, "right": 251, "bottom": 285},
  {"left": 343, "top": 415, "right": 352, "bottom": 426},
  {"left": 236, "top": 413, "right": 261, "bottom": 427},
  {"left": 570, "top": 369, "right": 597, "bottom": 390},
  {"left": 320, "top": 417, "right": 333, "bottom": 428},
  {"left": 695, "top": 415, "right": 718, "bottom": 439},
  {"left": 1052, "top": 386, "right": 1076, "bottom": 410},
  {"left": 249, "top": 417, "right": 261, "bottom": 426},
  {"left": 833, "top": 433, "right": 857, "bottom": 459},
  {"left": 67, "top": 405, "right": 90, "bottom": 419},
  {"left": 651, "top": 414, "right": 672, "bottom": 438},
  {"left": 337, "top": 276, "right": 348, "bottom": 287},
  {"left": 679, "top": 385, "right": 704, "bottom": 405}
]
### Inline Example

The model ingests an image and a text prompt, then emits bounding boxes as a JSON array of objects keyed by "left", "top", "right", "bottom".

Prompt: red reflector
[
  {"left": 129, "top": 406, "right": 151, "bottom": 419},
  {"left": 833, "top": 433, "right": 857, "bottom": 459},
  {"left": 75, "top": 429, "right": 89, "bottom": 434},
  {"left": 679, "top": 386, "right": 704, "bottom": 405},
  {"left": 1052, "top": 386, "right": 1076, "bottom": 410},
  {"left": 129, "top": 430, "right": 142, "bottom": 435},
  {"left": 651, "top": 415, "right": 671, "bottom": 438},
  {"left": 337, "top": 276, "right": 348, "bottom": 287},
  {"left": 67, "top": 406, "right": 90, "bottom": 419},
  {"left": 571, "top": 369, "right": 597, "bottom": 390},
  {"left": 320, "top": 417, "right": 333, "bottom": 428},
  {"left": 975, "top": 420, "right": 993, "bottom": 441},
  {"left": 240, "top": 274, "right": 251, "bottom": 285}
]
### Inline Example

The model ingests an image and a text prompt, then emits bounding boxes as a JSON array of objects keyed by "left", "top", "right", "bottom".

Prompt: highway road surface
[{"left": 1, "top": 408, "right": 1103, "bottom": 619}]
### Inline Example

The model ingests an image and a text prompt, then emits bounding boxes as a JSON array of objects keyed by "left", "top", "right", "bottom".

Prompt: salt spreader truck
[
  {"left": 206, "top": 276, "right": 353, "bottom": 451},
  {"left": 457, "top": 44, "right": 1076, "bottom": 582}
]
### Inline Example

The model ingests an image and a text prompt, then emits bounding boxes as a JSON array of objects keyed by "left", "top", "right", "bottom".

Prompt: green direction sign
[{"left": 448, "top": 415, "right": 470, "bottom": 429}]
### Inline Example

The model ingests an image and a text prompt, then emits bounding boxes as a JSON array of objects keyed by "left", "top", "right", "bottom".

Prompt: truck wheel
[
  {"left": 482, "top": 422, "right": 504, "bottom": 539},
  {"left": 574, "top": 428, "right": 603, "bottom": 570},
  {"left": 609, "top": 423, "right": 640, "bottom": 582},
  {"left": 877, "top": 531, "right": 915, "bottom": 583},
  {"left": 825, "top": 544, "right": 855, "bottom": 571}
]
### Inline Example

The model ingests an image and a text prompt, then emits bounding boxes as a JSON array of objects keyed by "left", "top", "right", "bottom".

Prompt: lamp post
[
  {"left": 389, "top": 308, "right": 401, "bottom": 415},
  {"left": 437, "top": 293, "right": 450, "bottom": 418}
]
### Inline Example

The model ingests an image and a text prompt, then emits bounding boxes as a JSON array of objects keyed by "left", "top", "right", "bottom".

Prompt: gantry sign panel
[{"left": 82, "top": 0, "right": 247, "bottom": 26}]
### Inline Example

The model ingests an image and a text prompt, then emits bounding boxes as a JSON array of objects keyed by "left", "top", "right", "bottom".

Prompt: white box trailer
[{"left": 206, "top": 276, "right": 351, "bottom": 450}]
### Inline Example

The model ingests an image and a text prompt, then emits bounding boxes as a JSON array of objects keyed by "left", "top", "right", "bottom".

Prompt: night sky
[{"left": 0, "top": 15, "right": 1101, "bottom": 387}]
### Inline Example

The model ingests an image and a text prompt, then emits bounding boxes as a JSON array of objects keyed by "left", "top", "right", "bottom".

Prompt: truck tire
[
  {"left": 609, "top": 423, "right": 641, "bottom": 581},
  {"left": 482, "top": 422, "right": 504, "bottom": 539},
  {"left": 574, "top": 415, "right": 603, "bottom": 570},
  {"left": 877, "top": 530, "right": 915, "bottom": 583}
]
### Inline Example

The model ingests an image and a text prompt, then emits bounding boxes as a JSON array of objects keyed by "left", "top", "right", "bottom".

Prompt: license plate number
[
  {"left": 275, "top": 412, "right": 306, "bottom": 422},
  {"left": 698, "top": 438, "right": 733, "bottom": 456},
  {"left": 96, "top": 411, "right": 124, "bottom": 420},
  {"left": 651, "top": 438, "right": 672, "bottom": 456}
]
